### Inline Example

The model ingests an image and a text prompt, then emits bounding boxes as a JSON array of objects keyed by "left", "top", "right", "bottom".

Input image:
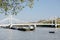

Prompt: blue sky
[{"left": 0, "top": 0, "right": 60, "bottom": 22}]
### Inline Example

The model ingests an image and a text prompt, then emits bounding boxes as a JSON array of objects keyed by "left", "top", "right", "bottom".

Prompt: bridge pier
[
  {"left": 34, "top": 24, "right": 36, "bottom": 28},
  {"left": 55, "top": 24, "right": 57, "bottom": 28},
  {"left": 10, "top": 24, "right": 13, "bottom": 28}
]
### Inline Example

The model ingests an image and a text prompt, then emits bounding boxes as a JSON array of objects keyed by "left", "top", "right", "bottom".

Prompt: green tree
[{"left": 0, "top": 0, "right": 37, "bottom": 15}]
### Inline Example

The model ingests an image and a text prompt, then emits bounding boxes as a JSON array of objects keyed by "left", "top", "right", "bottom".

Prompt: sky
[{"left": 0, "top": 0, "right": 60, "bottom": 23}]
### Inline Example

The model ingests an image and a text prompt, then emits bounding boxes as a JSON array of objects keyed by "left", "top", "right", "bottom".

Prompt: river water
[{"left": 0, "top": 27, "right": 60, "bottom": 40}]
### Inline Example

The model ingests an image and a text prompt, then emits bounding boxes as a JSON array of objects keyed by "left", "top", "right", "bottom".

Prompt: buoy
[{"left": 49, "top": 31, "right": 55, "bottom": 33}]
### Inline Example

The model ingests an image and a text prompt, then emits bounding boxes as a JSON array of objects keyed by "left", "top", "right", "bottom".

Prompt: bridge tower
[
  {"left": 54, "top": 17, "right": 57, "bottom": 28},
  {"left": 0, "top": 15, "right": 25, "bottom": 27}
]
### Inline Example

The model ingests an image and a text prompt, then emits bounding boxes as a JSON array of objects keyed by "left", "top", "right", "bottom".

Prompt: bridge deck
[{"left": 0, "top": 23, "right": 60, "bottom": 26}]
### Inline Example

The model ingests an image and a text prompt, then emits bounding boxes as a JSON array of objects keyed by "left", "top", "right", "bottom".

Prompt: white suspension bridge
[{"left": 0, "top": 15, "right": 60, "bottom": 28}]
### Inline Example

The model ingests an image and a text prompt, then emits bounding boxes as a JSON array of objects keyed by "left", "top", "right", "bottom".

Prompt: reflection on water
[{"left": 0, "top": 27, "right": 60, "bottom": 40}]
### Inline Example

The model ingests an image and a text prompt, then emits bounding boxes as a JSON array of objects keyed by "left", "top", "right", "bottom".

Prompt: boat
[{"left": 9, "top": 25, "right": 35, "bottom": 31}]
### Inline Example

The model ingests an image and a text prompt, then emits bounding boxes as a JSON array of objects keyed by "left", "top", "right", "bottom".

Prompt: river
[{"left": 0, "top": 27, "right": 60, "bottom": 40}]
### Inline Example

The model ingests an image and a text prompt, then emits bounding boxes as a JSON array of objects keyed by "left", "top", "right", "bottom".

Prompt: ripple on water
[{"left": 0, "top": 27, "right": 59, "bottom": 40}]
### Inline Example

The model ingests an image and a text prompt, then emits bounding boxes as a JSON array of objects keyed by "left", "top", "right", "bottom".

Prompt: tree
[{"left": 0, "top": 0, "right": 36, "bottom": 15}]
